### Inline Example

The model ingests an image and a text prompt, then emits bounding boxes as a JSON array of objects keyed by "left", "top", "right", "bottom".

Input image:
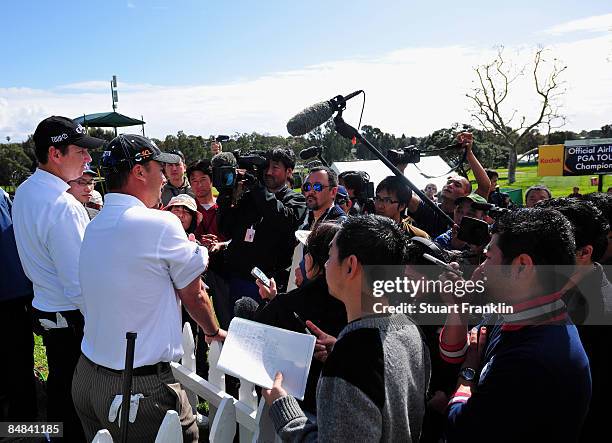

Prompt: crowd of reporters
[{"left": 2, "top": 116, "right": 611, "bottom": 442}]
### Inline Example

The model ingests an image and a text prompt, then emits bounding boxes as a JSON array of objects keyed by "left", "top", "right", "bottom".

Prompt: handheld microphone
[
  {"left": 299, "top": 146, "right": 323, "bottom": 160},
  {"left": 211, "top": 151, "right": 237, "bottom": 168},
  {"left": 286, "top": 90, "right": 363, "bottom": 136},
  {"left": 233, "top": 297, "right": 260, "bottom": 321}
]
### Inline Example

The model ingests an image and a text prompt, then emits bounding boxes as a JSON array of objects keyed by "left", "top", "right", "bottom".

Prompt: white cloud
[
  {"left": 1, "top": 34, "right": 611, "bottom": 142},
  {"left": 542, "top": 13, "right": 612, "bottom": 35},
  {"left": 127, "top": 1, "right": 136, "bottom": 9}
]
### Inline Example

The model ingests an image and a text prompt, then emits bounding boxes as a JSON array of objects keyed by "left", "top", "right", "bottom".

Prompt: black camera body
[
  {"left": 387, "top": 145, "right": 421, "bottom": 165},
  {"left": 457, "top": 216, "right": 491, "bottom": 246},
  {"left": 212, "top": 165, "right": 238, "bottom": 191},
  {"left": 212, "top": 150, "right": 269, "bottom": 192}
]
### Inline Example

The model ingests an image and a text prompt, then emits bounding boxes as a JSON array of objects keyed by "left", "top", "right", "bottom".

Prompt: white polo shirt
[
  {"left": 12, "top": 168, "right": 90, "bottom": 313},
  {"left": 79, "top": 193, "right": 208, "bottom": 369}
]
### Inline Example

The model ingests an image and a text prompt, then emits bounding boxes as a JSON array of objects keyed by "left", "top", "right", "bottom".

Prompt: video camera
[
  {"left": 212, "top": 149, "right": 270, "bottom": 192},
  {"left": 387, "top": 145, "right": 421, "bottom": 165}
]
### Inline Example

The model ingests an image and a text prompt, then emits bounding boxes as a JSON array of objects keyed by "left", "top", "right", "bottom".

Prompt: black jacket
[
  {"left": 254, "top": 276, "right": 347, "bottom": 413},
  {"left": 218, "top": 185, "right": 307, "bottom": 281},
  {"left": 303, "top": 204, "right": 346, "bottom": 230}
]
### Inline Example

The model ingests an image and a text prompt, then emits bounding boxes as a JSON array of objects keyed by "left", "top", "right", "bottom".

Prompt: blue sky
[{"left": 1, "top": 1, "right": 611, "bottom": 140}]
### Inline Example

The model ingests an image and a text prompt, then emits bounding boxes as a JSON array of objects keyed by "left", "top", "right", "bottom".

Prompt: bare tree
[{"left": 467, "top": 46, "right": 567, "bottom": 183}]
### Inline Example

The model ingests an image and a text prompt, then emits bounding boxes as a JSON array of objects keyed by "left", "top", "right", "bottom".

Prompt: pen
[
  {"left": 293, "top": 312, "right": 313, "bottom": 335},
  {"left": 422, "top": 253, "right": 463, "bottom": 277}
]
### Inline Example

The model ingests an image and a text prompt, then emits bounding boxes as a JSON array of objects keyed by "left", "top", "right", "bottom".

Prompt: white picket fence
[
  {"left": 171, "top": 322, "right": 280, "bottom": 443},
  {"left": 93, "top": 322, "right": 280, "bottom": 442},
  {"left": 92, "top": 323, "right": 280, "bottom": 443}
]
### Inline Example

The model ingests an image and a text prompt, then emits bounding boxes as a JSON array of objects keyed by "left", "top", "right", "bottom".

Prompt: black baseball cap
[
  {"left": 100, "top": 134, "right": 181, "bottom": 170},
  {"left": 33, "top": 116, "right": 106, "bottom": 151}
]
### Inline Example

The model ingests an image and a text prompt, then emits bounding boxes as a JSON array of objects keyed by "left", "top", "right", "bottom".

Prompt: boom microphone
[
  {"left": 211, "top": 151, "right": 237, "bottom": 168},
  {"left": 286, "top": 90, "right": 363, "bottom": 136},
  {"left": 299, "top": 146, "right": 323, "bottom": 160},
  {"left": 287, "top": 102, "right": 334, "bottom": 137}
]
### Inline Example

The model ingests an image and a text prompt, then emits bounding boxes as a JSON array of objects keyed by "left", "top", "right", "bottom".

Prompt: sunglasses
[{"left": 302, "top": 182, "right": 331, "bottom": 193}]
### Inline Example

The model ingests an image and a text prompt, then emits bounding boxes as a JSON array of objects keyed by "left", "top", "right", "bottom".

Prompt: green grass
[
  {"left": 34, "top": 334, "right": 48, "bottom": 380},
  {"left": 197, "top": 401, "right": 209, "bottom": 415},
  {"left": 469, "top": 164, "right": 610, "bottom": 200}
]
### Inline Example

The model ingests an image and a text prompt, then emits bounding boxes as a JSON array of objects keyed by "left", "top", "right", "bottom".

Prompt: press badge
[{"left": 245, "top": 225, "right": 256, "bottom": 242}]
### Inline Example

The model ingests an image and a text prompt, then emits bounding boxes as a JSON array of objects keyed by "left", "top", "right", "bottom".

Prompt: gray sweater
[{"left": 270, "top": 314, "right": 431, "bottom": 442}]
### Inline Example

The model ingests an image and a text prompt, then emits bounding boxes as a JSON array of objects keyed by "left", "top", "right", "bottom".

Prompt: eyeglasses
[
  {"left": 69, "top": 179, "right": 94, "bottom": 186},
  {"left": 302, "top": 182, "right": 331, "bottom": 193},
  {"left": 374, "top": 196, "right": 399, "bottom": 205}
]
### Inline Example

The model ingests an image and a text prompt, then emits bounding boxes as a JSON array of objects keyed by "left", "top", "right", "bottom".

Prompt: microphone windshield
[
  {"left": 211, "top": 151, "right": 237, "bottom": 168},
  {"left": 233, "top": 297, "right": 260, "bottom": 321},
  {"left": 286, "top": 101, "right": 335, "bottom": 137}
]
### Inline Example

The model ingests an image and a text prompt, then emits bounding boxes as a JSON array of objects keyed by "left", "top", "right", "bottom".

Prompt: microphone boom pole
[{"left": 333, "top": 112, "right": 454, "bottom": 226}]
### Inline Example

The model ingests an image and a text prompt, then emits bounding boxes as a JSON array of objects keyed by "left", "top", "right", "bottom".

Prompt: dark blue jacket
[
  {"left": 446, "top": 316, "right": 591, "bottom": 442},
  {"left": 0, "top": 190, "right": 32, "bottom": 301}
]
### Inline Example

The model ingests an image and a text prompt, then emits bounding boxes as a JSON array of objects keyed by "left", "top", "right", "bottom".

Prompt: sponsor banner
[
  {"left": 563, "top": 139, "right": 612, "bottom": 176},
  {"left": 538, "top": 144, "right": 564, "bottom": 176},
  {"left": 539, "top": 139, "right": 612, "bottom": 176}
]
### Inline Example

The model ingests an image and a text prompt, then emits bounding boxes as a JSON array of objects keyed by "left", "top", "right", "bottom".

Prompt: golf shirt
[
  {"left": 79, "top": 193, "right": 208, "bottom": 369},
  {"left": 12, "top": 168, "right": 89, "bottom": 313}
]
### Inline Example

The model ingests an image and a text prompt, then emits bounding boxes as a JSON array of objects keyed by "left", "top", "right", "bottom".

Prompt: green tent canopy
[{"left": 73, "top": 112, "right": 145, "bottom": 128}]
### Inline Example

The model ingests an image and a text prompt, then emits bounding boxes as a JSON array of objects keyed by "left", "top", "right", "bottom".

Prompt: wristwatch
[{"left": 459, "top": 367, "right": 476, "bottom": 382}]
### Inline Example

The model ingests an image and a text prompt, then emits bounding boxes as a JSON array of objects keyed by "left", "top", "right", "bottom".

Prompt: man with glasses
[
  {"left": 375, "top": 176, "right": 429, "bottom": 239},
  {"left": 67, "top": 168, "right": 100, "bottom": 219},
  {"left": 12, "top": 116, "right": 105, "bottom": 441},
  {"left": 302, "top": 166, "right": 346, "bottom": 229},
  {"left": 161, "top": 149, "right": 195, "bottom": 206},
  {"left": 290, "top": 167, "right": 346, "bottom": 289}
]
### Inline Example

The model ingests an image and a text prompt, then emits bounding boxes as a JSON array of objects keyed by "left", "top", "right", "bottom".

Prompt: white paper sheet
[{"left": 217, "top": 317, "right": 316, "bottom": 400}]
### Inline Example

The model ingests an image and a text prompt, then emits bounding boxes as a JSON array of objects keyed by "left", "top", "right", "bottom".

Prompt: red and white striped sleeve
[{"left": 439, "top": 327, "right": 469, "bottom": 364}]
